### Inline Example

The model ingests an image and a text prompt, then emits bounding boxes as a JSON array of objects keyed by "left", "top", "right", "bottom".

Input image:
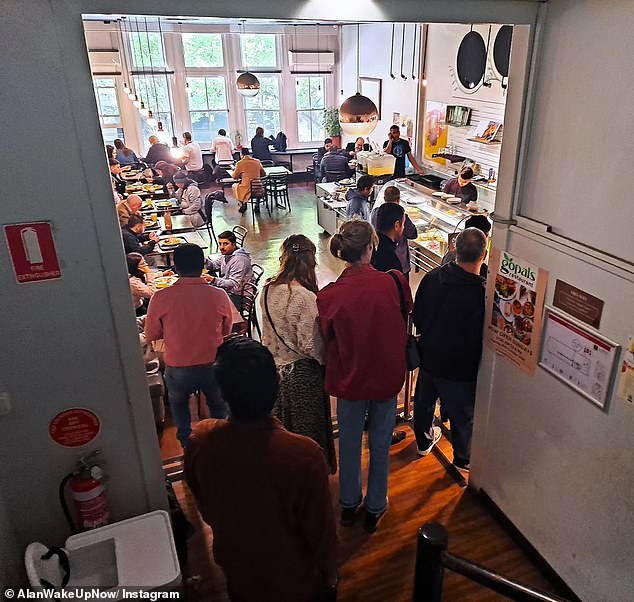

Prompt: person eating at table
[
  {"left": 383, "top": 125, "right": 424, "bottom": 178},
  {"left": 206, "top": 230, "right": 253, "bottom": 310},
  {"left": 114, "top": 138, "right": 139, "bottom": 166},
  {"left": 317, "top": 138, "right": 333, "bottom": 163},
  {"left": 181, "top": 131, "right": 204, "bottom": 173},
  {"left": 121, "top": 214, "right": 159, "bottom": 256},
  {"left": 116, "top": 194, "right": 143, "bottom": 227},
  {"left": 145, "top": 244, "right": 234, "bottom": 449},
  {"left": 106, "top": 144, "right": 116, "bottom": 161},
  {"left": 345, "top": 137, "right": 369, "bottom": 157},
  {"left": 155, "top": 161, "right": 181, "bottom": 193},
  {"left": 126, "top": 252, "right": 157, "bottom": 315},
  {"left": 232, "top": 147, "right": 266, "bottom": 215},
  {"left": 442, "top": 167, "right": 478, "bottom": 204},
  {"left": 144, "top": 135, "right": 172, "bottom": 167},
  {"left": 171, "top": 171, "right": 204, "bottom": 228},
  {"left": 319, "top": 145, "right": 353, "bottom": 182},
  {"left": 110, "top": 158, "right": 127, "bottom": 196}
]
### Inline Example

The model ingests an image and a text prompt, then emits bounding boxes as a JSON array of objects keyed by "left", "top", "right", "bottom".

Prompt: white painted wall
[
  {"left": 471, "top": 2, "right": 634, "bottom": 600},
  {"left": 340, "top": 23, "right": 421, "bottom": 152}
]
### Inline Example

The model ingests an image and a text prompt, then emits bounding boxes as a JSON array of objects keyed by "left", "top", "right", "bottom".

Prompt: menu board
[
  {"left": 539, "top": 308, "right": 620, "bottom": 410},
  {"left": 485, "top": 248, "right": 549, "bottom": 375}
]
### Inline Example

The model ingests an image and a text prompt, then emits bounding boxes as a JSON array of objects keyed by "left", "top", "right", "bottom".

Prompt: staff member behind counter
[
  {"left": 383, "top": 125, "right": 424, "bottom": 178},
  {"left": 442, "top": 167, "right": 478, "bottom": 204}
]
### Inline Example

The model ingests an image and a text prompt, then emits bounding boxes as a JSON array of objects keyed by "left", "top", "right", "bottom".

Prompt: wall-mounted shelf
[{"left": 445, "top": 105, "right": 472, "bottom": 127}]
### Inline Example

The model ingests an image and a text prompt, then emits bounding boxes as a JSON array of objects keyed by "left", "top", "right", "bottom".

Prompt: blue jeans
[
  {"left": 337, "top": 397, "right": 397, "bottom": 514},
  {"left": 164, "top": 364, "right": 227, "bottom": 448},
  {"left": 413, "top": 370, "right": 476, "bottom": 466}
]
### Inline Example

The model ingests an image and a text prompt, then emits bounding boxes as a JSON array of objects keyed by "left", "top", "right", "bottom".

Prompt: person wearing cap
[
  {"left": 116, "top": 194, "right": 143, "bottom": 227},
  {"left": 171, "top": 171, "right": 204, "bottom": 228},
  {"left": 145, "top": 244, "right": 234, "bottom": 449},
  {"left": 144, "top": 135, "right": 172, "bottom": 166},
  {"left": 442, "top": 167, "right": 478, "bottom": 204}
]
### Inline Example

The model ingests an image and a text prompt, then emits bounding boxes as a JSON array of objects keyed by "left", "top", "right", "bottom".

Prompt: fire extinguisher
[{"left": 60, "top": 450, "right": 110, "bottom": 533}]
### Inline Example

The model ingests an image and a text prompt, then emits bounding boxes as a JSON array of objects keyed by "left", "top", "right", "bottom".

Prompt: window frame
[
  {"left": 93, "top": 77, "right": 123, "bottom": 143},
  {"left": 186, "top": 75, "right": 230, "bottom": 143},
  {"left": 295, "top": 75, "right": 326, "bottom": 143},
  {"left": 239, "top": 33, "right": 279, "bottom": 69},
  {"left": 243, "top": 74, "right": 282, "bottom": 141},
  {"left": 181, "top": 32, "right": 224, "bottom": 69}
]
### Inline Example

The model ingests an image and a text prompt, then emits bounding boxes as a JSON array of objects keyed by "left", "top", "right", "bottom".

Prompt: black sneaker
[
  {"left": 238, "top": 203, "right": 248, "bottom": 214},
  {"left": 363, "top": 509, "right": 386, "bottom": 533},
  {"left": 453, "top": 461, "right": 470, "bottom": 474},
  {"left": 391, "top": 430, "right": 406, "bottom": 445},
  {"left": 340, "top": 505, "right": 359, "bottom": 527}
]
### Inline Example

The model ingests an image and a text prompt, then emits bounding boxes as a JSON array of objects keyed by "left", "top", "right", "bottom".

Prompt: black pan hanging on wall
[
  {"left": 456, "top": 30, "right": 487, "bottom": 90},
  {"left": 493, "top": 25, "right": 513, "bottom": 88}
]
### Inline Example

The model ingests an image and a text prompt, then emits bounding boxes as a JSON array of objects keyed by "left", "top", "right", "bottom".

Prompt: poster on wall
[
  {"left": 423, "top": 101, "right": 448, "bottom": 164},
  {"left": 485, "top": 248, "right": 549, "bottom": 375},
  {"left": 539, "top": 308, "right": 620, "bottom": 411},
  {"left": 617, "top": 336, "right": 634, "bottom": 404}
]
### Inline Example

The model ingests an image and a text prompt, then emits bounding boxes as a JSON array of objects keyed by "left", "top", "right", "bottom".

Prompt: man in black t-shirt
[
  {"left": 442, "top": 167, "right": 478, "bottom": 204},
  {"left": 383, "top": 125, "right": 424, "bottom": 178},
  {"left": 370, "top": 203, "right": 405, "bottom": 273}
]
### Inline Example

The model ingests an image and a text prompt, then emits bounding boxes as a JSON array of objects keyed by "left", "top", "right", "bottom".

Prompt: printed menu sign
[
  {"left": 553, "top": 280, "right": 604, "bottom": 328},
  {"left": 617, "top": 336, "right": 634, "bottom": 404},
  {"left": 485, "top": 248, "right": 549, "bottom": 375}
]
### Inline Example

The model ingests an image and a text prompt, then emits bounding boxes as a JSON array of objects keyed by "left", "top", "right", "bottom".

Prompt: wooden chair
[
  {"left": 248, "top": 178, "right": 271, "bottom": 220},
  {"left": 201, "top": 193, "right": 219, "bottom": 252},
  {"left": 251, "top": 263, "right": 264, "bottom": 286},
  {"left": 266, "top": 173, "right": 291, "bottom": 211},
  {"left": 232, "top": 225, "right": 248, "bottom": 248},
  {"left": 239, "top": 282, "right": 261, "bottom": 339}
]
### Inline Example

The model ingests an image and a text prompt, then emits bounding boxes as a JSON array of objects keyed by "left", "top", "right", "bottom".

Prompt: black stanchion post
[{"left": 413, "top": 522, "right": 448, "bottom": 602}]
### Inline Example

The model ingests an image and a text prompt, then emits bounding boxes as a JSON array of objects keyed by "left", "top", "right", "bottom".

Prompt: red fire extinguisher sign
[
  {"left": 4, "top": 222, "right": 62, "bottom": 284},
  {"left": 49, "top": 408, "right": 101, "bottom": 448}
]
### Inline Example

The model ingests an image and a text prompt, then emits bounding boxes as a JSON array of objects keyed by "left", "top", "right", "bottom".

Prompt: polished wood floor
[{"left": 161, "top": 183, "right": 557, "bottom": 600}]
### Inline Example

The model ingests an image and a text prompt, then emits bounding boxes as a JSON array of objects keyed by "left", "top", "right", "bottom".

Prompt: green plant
[{"left": 322, "top": 108, "right": 341, "bottom": 136}]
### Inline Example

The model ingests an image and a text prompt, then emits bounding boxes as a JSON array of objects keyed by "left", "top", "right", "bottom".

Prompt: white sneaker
[{"left": 417, "top": 426, "right": 442, "bottom": 456}]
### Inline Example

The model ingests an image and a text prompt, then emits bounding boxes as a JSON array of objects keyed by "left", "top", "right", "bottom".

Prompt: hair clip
[{"left": 292, "top": 243, "right": 301, "bottom": 253}]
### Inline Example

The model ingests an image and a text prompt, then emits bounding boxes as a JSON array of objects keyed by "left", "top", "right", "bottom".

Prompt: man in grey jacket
[
  {"left": 345, "top": 175, "right": 375, "bottom": 221},
  {"left": 206, "top": 230, "right": 253, "bottom": 310}
]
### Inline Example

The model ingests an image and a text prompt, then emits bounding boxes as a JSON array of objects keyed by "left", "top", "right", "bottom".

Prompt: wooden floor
[{"left": 161, "top": 182, "right": 557, "bottom": 600}]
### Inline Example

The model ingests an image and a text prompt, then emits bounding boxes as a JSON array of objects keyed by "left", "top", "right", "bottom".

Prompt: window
[
  {"left": 187, "top": 77, "right": 229, "bottom": 142},
  {"left": 129, "top": 31, "right": 165, "bottom": 68},
  {"left": 240, "top": 34, "right": 277, "bottom": 68},
  {"left": 182, "top": 33, "right": 223, "bottom": 68},
  {"left": 296, "top": 76, "right": 325, "bottom": 142},
  {"left": 93, "top": 78, "right": 122, "bottom": 144},
  {"left": 132, "top": 76, "right": 173, "bottom": 143},
  {"left": 244, "top": 76, "right": 281, "bottom": 141}
]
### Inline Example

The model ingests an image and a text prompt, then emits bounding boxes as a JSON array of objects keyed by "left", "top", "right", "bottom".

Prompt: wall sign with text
[
  {"left": 4, "top": 222, "right": 62, "bottom": 284},
  {"left": 553, "top": 280, "right": 604, "bottom": 328}
]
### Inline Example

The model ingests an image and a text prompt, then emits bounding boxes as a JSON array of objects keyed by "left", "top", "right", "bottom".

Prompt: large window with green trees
[
  {"left": 129, "top": 31, "right": 165, "bottom": 68},
  {"left": 132, "top": 75, "right": 173, "bottom": 144},
  {"left": 244, "top": 76, "right": 281, "bottom": 141},
  {"left": 187, "top": 76, "right": 229, "bottom": 142},
  {"left": 295, "top": 76, "right": 325, "bottom": 142},
  {"left": 240, "top": 34, "right": 277, "bottom": 68},
  {"left": 182, "top": 33, "right": 223, "bottom": 68}
]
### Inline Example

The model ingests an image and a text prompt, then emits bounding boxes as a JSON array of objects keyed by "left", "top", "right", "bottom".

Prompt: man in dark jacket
[
  {"left": 144, "top": 135, "right": 172, "bottom": 166},
  {"left": 121, "top": 214, "right": 158, "bottom": 256},
  {"left": 345, "top": 175, "right": 374, "bottom": 220},
  {"left": 319, "top": 145, "right": 352, "bottom": 181},
  {"left": 371, "top": 203, "right": 405, "bottom": 273},
  {"left": 412, "top": 228, "right": 487, "bottom": 472}
]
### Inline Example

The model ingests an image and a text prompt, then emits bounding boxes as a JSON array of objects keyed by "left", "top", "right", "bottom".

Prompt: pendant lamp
[
  {"left": 156, "top": 121, "right": 170, "bottom": 144},
  {"left": 237, "top": 20, "right": 260, "bottom": 97},
  {"left": 146, "top": 111, "right": 157, "bottom": 128},
  {"left": 132, "top": 95, "right": 141, "bottom": 109},
  {"left": 139, "top": 102, "right": 149, "bottom": 117},
  {"left": 170, "top": 136, "right": 183, "bottom": 159},
  {"left": 339, "top": 24, "right": 378, "bottom": 136}
]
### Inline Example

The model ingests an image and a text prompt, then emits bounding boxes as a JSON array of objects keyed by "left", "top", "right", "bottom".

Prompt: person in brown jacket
[
  {"left": 232, "top": 147, "right": 266, "bottom": 214},
  {"left": 116, "top": 194, "right": 143, "bottom": 227},
  {"left": 184, "top": 337, "right": 338, "bottom": 602}
]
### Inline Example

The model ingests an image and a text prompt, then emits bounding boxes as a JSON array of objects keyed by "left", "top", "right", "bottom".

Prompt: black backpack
[{"left": 273, "top": 131, "right": 287, "bottom": 152}]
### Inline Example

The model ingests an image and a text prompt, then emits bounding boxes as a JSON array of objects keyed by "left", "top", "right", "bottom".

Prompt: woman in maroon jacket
[{"left": 317, "top": 219, "right": 412, "bottom": 533}]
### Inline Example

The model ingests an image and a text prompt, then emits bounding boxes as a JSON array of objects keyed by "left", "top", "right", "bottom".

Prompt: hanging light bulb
[
  {"left": 123, "top": 83, "right": 131, "bottom": 94},
  {"left": 139, "top": 102, "right": 149, "bottom": 117},
  {"left": 128, "top": 91, "right": 136, "bottom": 100},
  {"left": 422, "top": 78, "right": 428, "bottom": 87},
  {"left": 170, "top": 136, "right": 183, "bottom": 159},
  {"left": 146, "top": 110, "right": 157, "bottom": 128},
  {"left": 338, "top": 89, "right": 346, "bottom": 106},
  {"left": 132, "top": 95, "right": 141, "bottom": 108},
  {"left": 237, "top": 72, "right": 260, "bottom": 97},
  {"left": 156, "top": 121, "right": 170, "bottom": 144},
  {"left": 339, "top": 93, "right": 379, "bottom": 136}
]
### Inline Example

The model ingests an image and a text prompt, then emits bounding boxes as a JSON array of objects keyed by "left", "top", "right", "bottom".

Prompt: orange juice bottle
[{"left": 164, "top": 210, "right": 173, "bottom": 231}]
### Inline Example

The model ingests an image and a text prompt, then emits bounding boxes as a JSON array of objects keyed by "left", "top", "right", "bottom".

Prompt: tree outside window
[
  {"left": 240, "top": 34, "right": 277, "bottom": 68},
  {"left": 244, "top": 76, "right": 281, "bottom": 141},
  {"left": 93, "top": 78, "right": 123, "bottom": 144},
  {"left": 129, "top": 32, "right": 165, "bottom": 68},
  {"left": 182, "top": 33, "right": 223, "bottom": 68},
  {"left": 296, "top": 76, "right": 325, "bottom": 142},
  {"left": 132, "top": 76, "right": 173, "bottom": 145},
  {"left": 187, "top": 77, "right": 229, "bottom": 142}
]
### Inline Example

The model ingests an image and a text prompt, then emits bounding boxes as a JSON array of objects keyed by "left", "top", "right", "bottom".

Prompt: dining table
[{"left": 149, "top": 230, "right": 208, "bottom": 267}]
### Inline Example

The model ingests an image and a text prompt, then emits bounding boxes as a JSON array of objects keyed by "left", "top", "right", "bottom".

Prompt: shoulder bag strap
[
  {"left": 387, "top": 270, "right": 408, "bottom": 324},
  {"left": 263, "top": 285, "right": 302, "bottom": 356}
]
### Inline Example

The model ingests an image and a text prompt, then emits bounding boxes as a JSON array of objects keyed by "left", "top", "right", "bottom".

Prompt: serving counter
[{"left": 316, "top": 178, "right": 488, "bottom": 274}]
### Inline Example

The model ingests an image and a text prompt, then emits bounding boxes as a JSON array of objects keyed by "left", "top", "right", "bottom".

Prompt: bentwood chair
[
  {"left": 251, "top": 263, "right": 264, "bottom": 286},
  {"left": 201, "top": 193, "right": 219, "bottom": 252},
  {"left": 249, "top": 178, "right": 271, "bottom": 220},
  {"left": 232, "top": 225, "right": 248, "bottom": 248},
  {"left": 239, "top": 282, "right": 261, "bottom": 339},
  {"left": 266, "top": 173, "right": 291, "bottom": 211}
]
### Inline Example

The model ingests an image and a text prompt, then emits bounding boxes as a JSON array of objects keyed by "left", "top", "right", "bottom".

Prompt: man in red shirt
[
  {"left": 145, "top": 244, "right": 234, "bottom": 448},
  {"left": 184, "top": 337, "right": 338, "bottom": 601}
]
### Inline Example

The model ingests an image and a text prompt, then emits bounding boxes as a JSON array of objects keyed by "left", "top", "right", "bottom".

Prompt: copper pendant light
[
  {"left": 237, "top": 20, "right": 260, "bottom": 97},
  {"left": 339, "top": 24, "right": 378, "bottom": 136}
]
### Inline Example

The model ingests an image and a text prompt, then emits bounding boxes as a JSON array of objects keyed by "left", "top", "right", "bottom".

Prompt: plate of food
[
  {"left": 336, "top": 178, "right": 354, "bottom": 186},
  {"left": 432, "top": 191, "right": 445, "bottom": 197},
  {"left": 159, "top": 236, "right": 185, "bottom": 249},
  {"left": 154, "top": 275, "right": 178, "bottom": 289},
  {"left": 495, "top": 275, "right": 517, "bottom": 300},
  {"left": 445, "top": 196, "right": 462, "bottom": 204},
  {"left": 144, "top": 219, "right": 159, "bottom": 229},
  {"left": 497, "top": 298, "right": 516, "bottom": 322},
  {"left": 155, "top": 201, "right": 174, "bottom": 209}
]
